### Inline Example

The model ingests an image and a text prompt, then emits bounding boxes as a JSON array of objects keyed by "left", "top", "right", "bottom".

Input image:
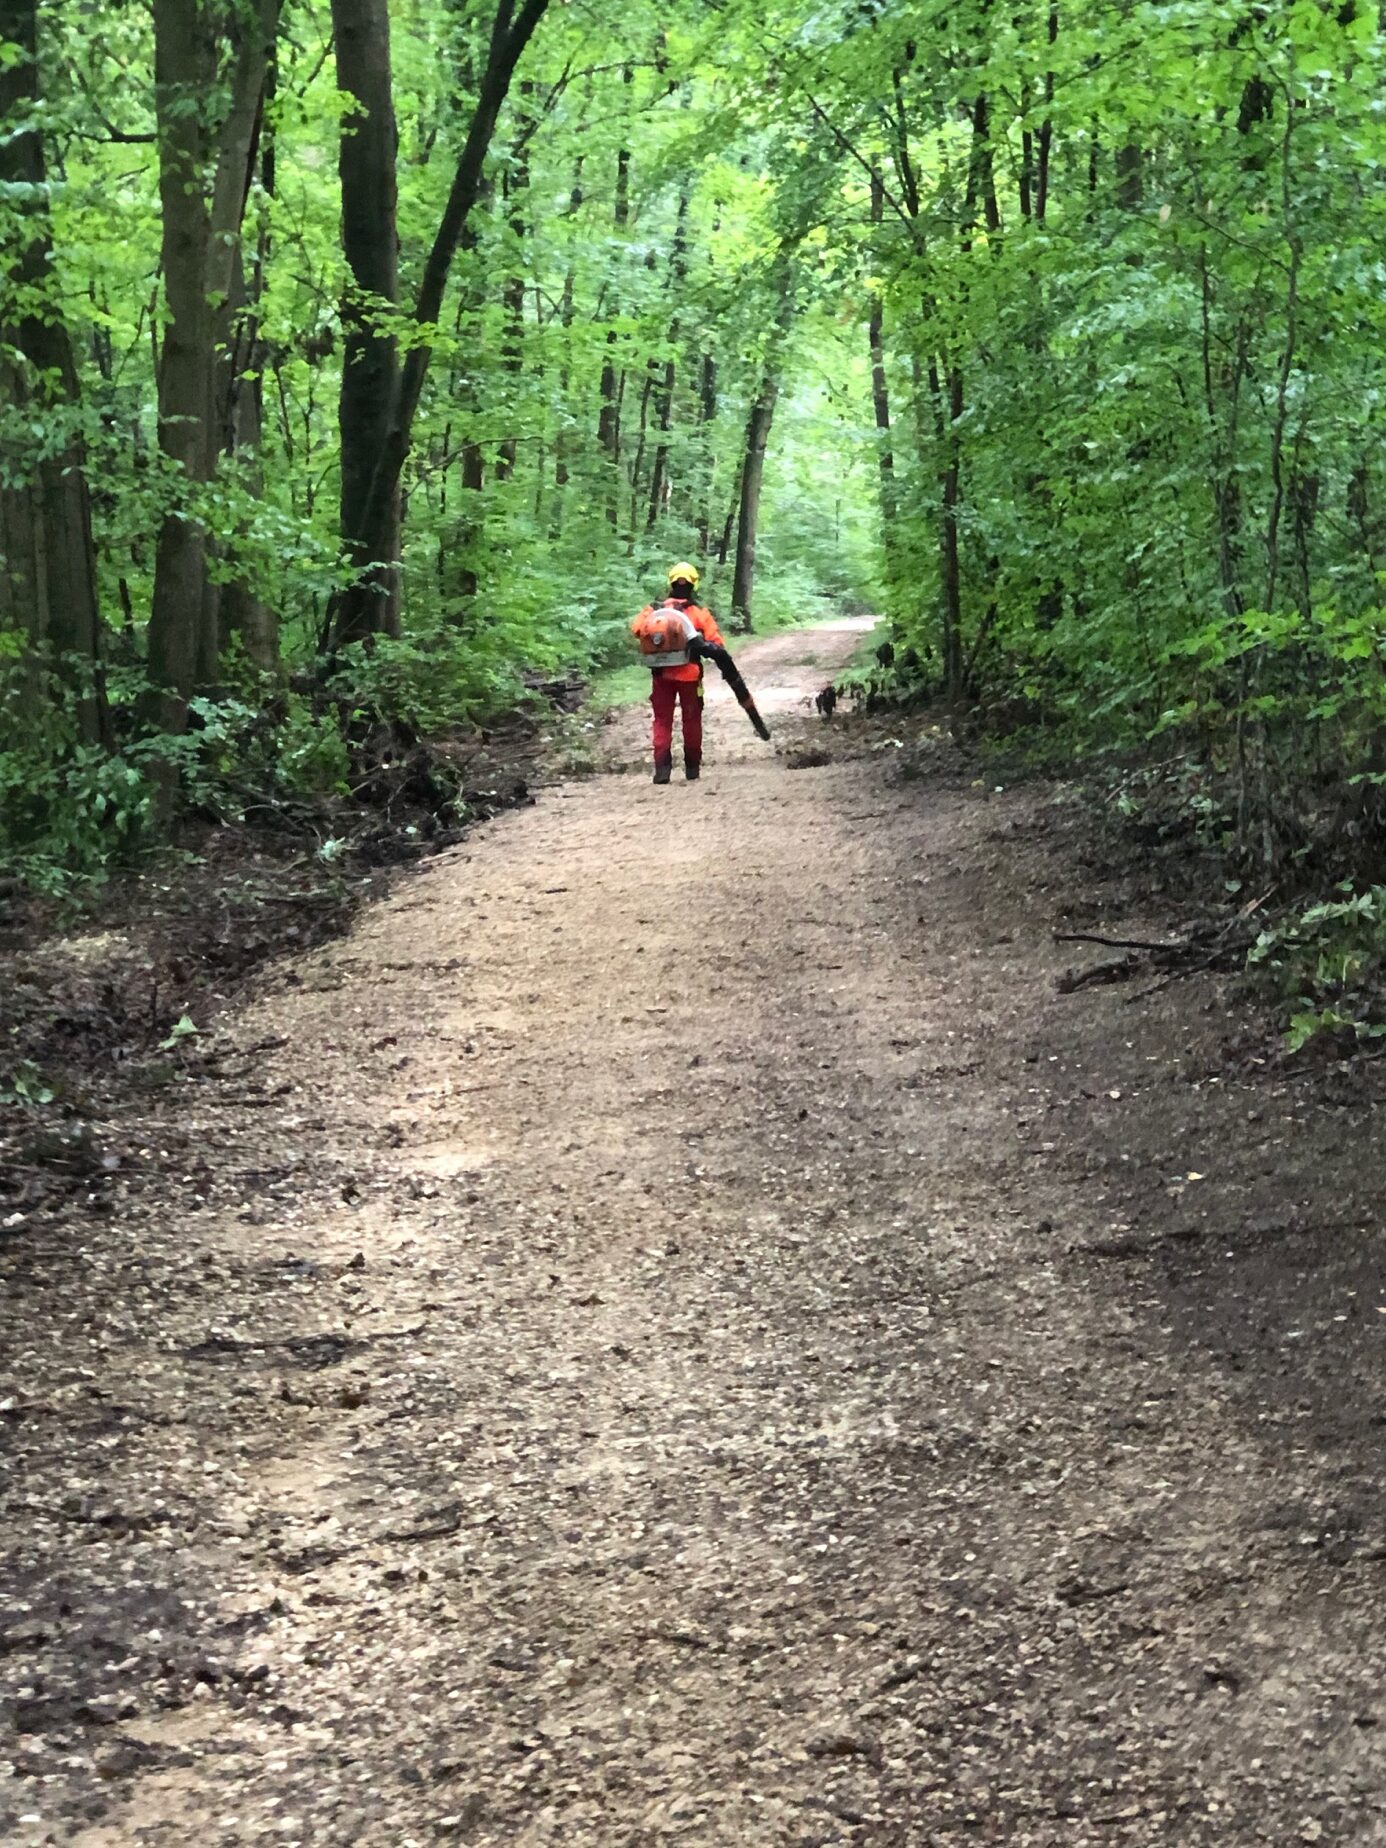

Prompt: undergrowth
[{"left": 844, "top": 642, "right": 1386, "bottom": 1055}]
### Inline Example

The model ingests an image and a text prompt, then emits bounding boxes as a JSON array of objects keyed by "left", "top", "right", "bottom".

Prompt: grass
[{"left": 587, "top": 661, "right": 651, "bottom": 710}]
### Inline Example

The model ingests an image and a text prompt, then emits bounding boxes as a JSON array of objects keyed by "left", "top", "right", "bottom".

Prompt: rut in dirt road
[{"left": 4, "top": 620, "right": 1384, "bottom": 1847}]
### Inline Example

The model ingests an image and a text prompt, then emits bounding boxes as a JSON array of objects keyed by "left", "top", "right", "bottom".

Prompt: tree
[
  {"left": 146, "top": 0, "right": 278, "bottom": 723},
  {"left": 328, "top": 0, "right": 551, "bottom": 652},
  {"left": 330, "top": 0, "right": 401, "bottom": 646},
  {"left": 0, "top": 0, "right": 106, "bottom": 742}
]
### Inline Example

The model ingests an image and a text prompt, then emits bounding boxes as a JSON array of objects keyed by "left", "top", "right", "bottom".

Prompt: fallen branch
[
  {"left": 200, "top": 1086, "right": 293, "bottom": 1108},
  {"left": 640, "top": 1626, "right": 715, "bottom": 1650},
  {"left": 192, "top": 1033, "right": 290, "bottom": 1071},
  {"left": 1053, "top": 930, "right": 1196, "bottom": 954},
  {"left": 878, "top": 1659, "right": 926, "bottom": 1692},
  {"left": 380, "top": 1500, "right": 462, "bottom": 1543},
  {"left": 1057, "top": 955, "right": 1140, "bottom": 993},
  {"left": 1280, "top": 1043, "right": 1386, "bottom": 1080},
  {"left": 184, "top": 1322, "right": 424, "bottom": 1364},
  {"left": 1125, "top": 941, "right": 1249, "bottom": 1003},
  {"left": 1055, "top": 915, "right": 1258, "bottom": 1000},
  {"left": 1057, "top": 1579, "right": 1131, "bottom": 1605}
]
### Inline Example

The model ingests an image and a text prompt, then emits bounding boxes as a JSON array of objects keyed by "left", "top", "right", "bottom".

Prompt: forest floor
[{"left": 3, "top": 618, "right": 1385, "bottom": 1847}]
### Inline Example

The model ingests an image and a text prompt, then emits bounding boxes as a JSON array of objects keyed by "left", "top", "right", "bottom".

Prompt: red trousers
[{"left": 650, "top": 673, "right": 702, "bottom": 765}]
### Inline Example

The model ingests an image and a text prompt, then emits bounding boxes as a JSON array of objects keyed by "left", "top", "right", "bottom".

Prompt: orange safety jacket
[{"left": 631, "top": 598, "right": 724, "bottom": 684}]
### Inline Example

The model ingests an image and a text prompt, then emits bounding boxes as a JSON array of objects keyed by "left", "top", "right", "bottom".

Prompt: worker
[{"left": 630, "top": 562, "right": 724, "bottom": 783}]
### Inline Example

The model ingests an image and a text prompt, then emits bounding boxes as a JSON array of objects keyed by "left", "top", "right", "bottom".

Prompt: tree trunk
[
  {"left": 553, "top": 263, "right": 575, "bottom": 495},
  {"left": 717, "top": 501, "right": 735, "bottom": 566},
  {"left": 695, "top": 350, "right": 717, "bottom": 551},
  {"left": 867, "top": 174, "right": 896, "bottom": 532},
  {"left": 1198, "top": 247, "right": 1246, "bottom": 624},
  {"left": 1020, "top": 87, "right": 1034, "bottom": 222},
  {"left": 929, "top": 83, "right": 998, "bottom": 702},
  {"left": 330, "top": 0, "right": 401, "bottom": 648},
  {"left": 450, "top": 436, "right": 484, "bottom": 604},
  {"left": 1035, "top": 4, "right": 1057, "bottom": 225},
  {"left": 597, "top": 75, "right": 632, "bottom": 527},
  {"left": 552, "top": 139, "right": 585, "bottom": 509},
  {"left": 147, "top": 0, "right": 220, "bottom": 720},
  {"left": 867, "top": 296, "right": 896, "bottom": 525},
  {"left": 452, "top": 192, "right": 491, "bottom": 609},
  {"left": 496, "top": 78, "right": 532, "bottom": 483},
  {"left": 148, "top": 0, "right": 277, "bottom": 713},
  {"left": 215, "top": 241, "right": 278, "bottom": 675},
  {"left": 730, "top": 247, "right": 798, "bottom": 631},
  {"left": 646, "top": 193, "right": 689, "bottom": 530},
  {"left": 644, "top": 365, "right": 677, "bottom": 528},
  {"left": 212, "top": 2, "right": 280, "bottom": 674},
  {"left": 1116, "top": 136, "right": 1142, "bottom": 209},
  {"left": 1289, "top": 468, "right": 1318, "bottom": 620},
  {"left": 217, "top": 341, "right": 277, "bottom": 676},
  {"left": 1348, "top": 464, "right": 1386, "bottom": 582},
  {"left": 730, "top": 385, "right": 777, "bottom": 634},
  {"left": 328, "top": 0, "right": 550, "bottom": 652},
  {"left": 0, "top": 0, "right": 106, "bottom": 743},
  {"left": 626, "top": 363, "right": 655, "bottom": 548},
  {"left": 969, "top": 93, "right": 1002, "bottom": 236},
  {"left": 939, "top": 360, "right": 965, "bottom": 700}
]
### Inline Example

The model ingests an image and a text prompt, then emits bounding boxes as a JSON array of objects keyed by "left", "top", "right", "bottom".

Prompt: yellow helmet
[{"left": 667, "top": 561, "right": 700, "bottom": 589}]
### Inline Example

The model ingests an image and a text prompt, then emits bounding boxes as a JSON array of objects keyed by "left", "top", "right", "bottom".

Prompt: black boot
[
  {"left": 653, "top": 756, "right": 672, "bottom": 785},
  {"left": 685, "top": 758, "right": 701, "bottom": 781}
]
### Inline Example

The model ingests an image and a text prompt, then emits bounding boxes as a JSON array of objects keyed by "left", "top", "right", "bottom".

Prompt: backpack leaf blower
[{"left": 688, "top": 637, "right": 771, "bottom": 741}]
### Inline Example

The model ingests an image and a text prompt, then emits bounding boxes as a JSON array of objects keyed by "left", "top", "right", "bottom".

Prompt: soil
[
  {"left": 0, "top": 723, "right": 540, "bottom": 1220},
  {"left": 2, "top": 619, "right": 1384, "bottom": 1847}
]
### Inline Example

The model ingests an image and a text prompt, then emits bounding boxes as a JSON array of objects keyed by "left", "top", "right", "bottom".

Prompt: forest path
[{"left": 6, "top": 621, "right": 1384, "bottom": 1846}]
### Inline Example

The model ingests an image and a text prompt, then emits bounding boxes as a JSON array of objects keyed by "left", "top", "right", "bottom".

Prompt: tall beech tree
[
  {"left": 146, "top": 0, "right": 278, "bottom": 721},
  {"left": 330, "top": 0, "right": 401, "bottom": 646},
  {"left": 0, "top": 0, "right": 106, "bottom": 742},
  {"left": 596, "top": 73, "right": 633, "bottom": 528},
  {"left": 328, "top": 0, "right": 550, "bottom": 650}
]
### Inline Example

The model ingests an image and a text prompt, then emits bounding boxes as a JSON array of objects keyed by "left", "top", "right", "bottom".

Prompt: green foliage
[
  {"left": 0, "top": 652, "right": 150, "bottom": 896},
  {"left": 768, "top": 0, "right": 1386, "bottom": 871},
  {"left": 0, "top": 1059, "right": 55, "bottom": 1107},
  {"left": 324, "top": 633, "right": 516, "bottom": 735},
  {"left": 271, "top": 699, "right": 353, "bottom": 797},
  {"left": 1249, "top": 887, "right": 1386, "bottom": 1050},
  {"left": 158, "top": 1014, "right": 199, "bottom": 1052},
  {"left": 0, "top": 648, "right": 352, "bottom": 892}
]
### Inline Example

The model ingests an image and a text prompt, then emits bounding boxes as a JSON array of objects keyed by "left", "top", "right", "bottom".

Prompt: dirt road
[{"left": 4, "top": 620, "right": 1384, "bottom": 1845}]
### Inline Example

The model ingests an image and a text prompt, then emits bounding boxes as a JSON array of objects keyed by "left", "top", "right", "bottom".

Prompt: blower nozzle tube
[{"left": 688, "top": 638, "right": 771, "bottom": 741}]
